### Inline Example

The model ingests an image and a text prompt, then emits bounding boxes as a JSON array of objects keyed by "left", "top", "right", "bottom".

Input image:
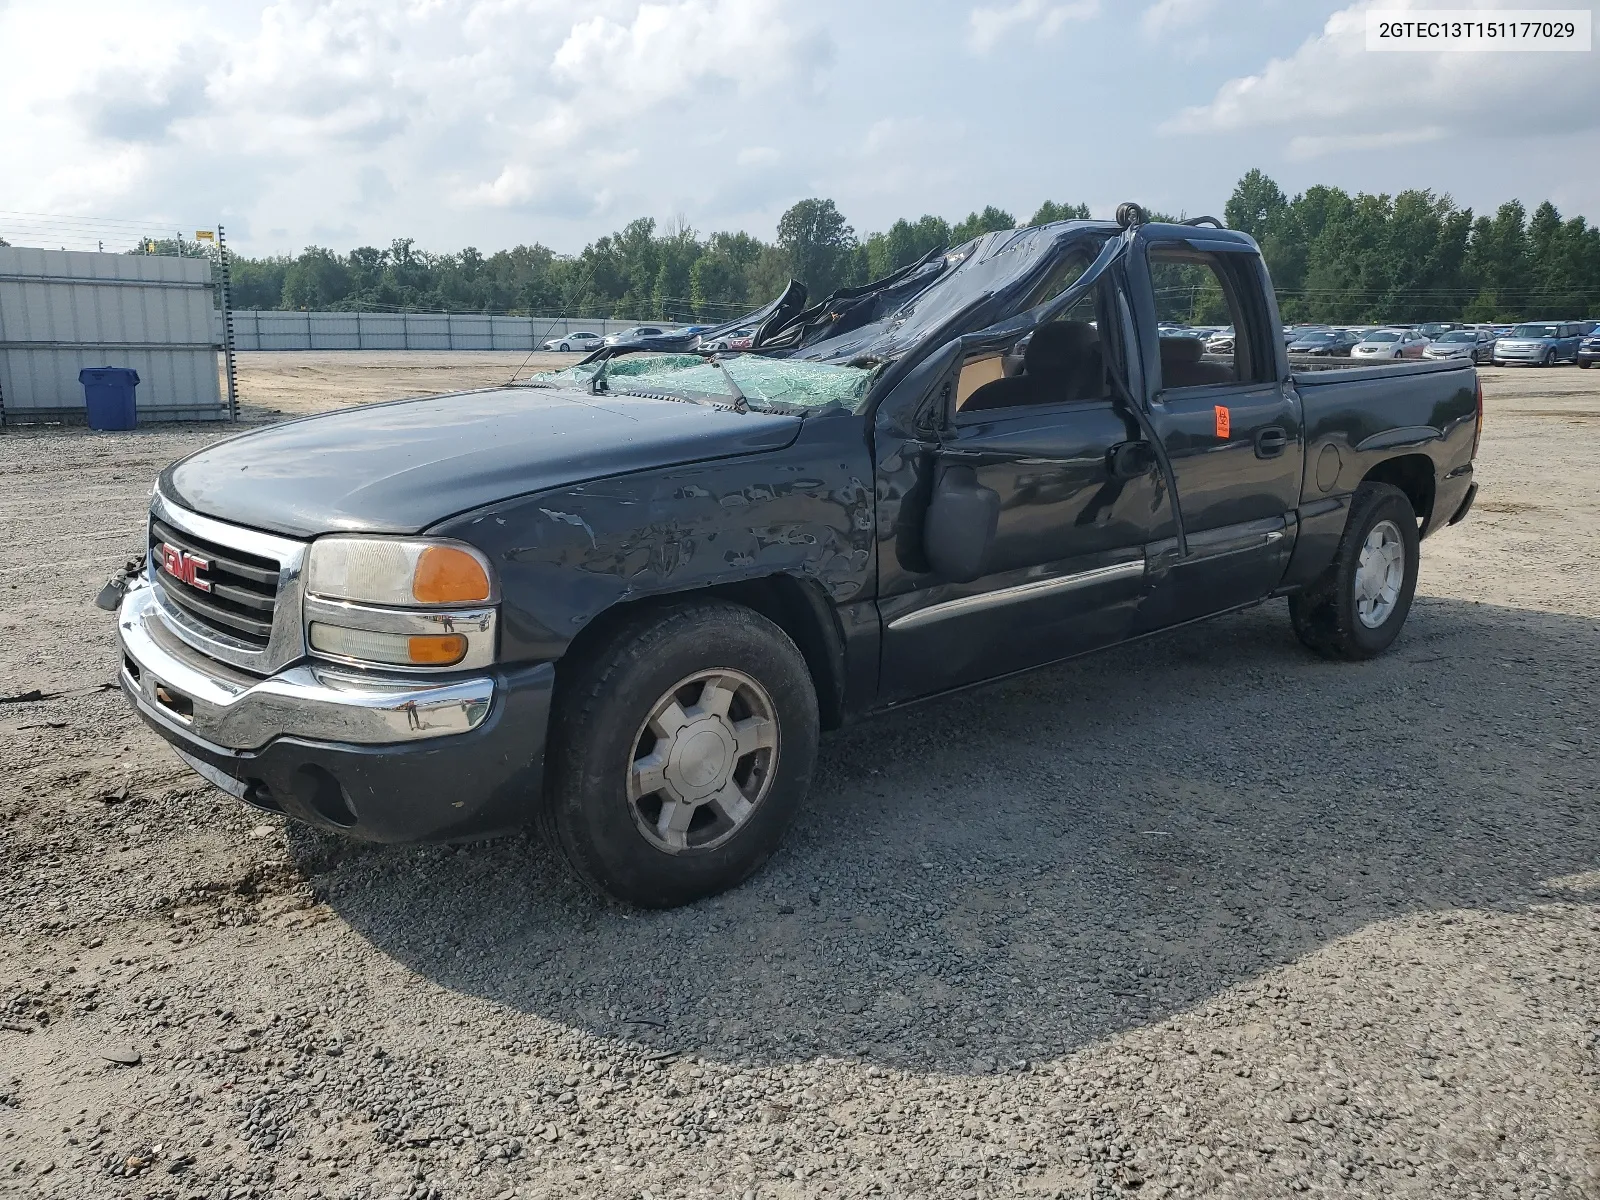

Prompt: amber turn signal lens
[
  {"left": 412, "top": 546, "right": 491, "bottom": 604},
  {"left": 407, "top": 634, "right": 469, "bottom": 665}
]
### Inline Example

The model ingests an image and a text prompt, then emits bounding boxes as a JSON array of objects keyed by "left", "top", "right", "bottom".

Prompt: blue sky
[{"left": 1, "top": 0, "right": 1596, "bottom": 256}]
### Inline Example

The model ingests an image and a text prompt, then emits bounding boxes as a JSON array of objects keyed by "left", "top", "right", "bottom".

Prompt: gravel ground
[
  {"left": 230, "top": 351, "right": 577, "bottom": 418},
  {"left": 0, "top": 362, "right": 1596, "bottom": 1200}
]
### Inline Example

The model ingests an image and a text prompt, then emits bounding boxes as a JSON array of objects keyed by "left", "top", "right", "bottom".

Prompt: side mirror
[{"left": 923, "top": 461, "right": 1000, "bottom": 583}]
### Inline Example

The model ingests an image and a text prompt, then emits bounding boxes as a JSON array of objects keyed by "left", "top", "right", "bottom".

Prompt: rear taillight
[{"left": 1472, "top": 376, "right": 1483, "bottom": 459}]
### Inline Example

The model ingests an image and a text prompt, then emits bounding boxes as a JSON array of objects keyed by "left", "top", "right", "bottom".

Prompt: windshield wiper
[
  {"left": 706, "top": 354, "right": 750, "bottom": 414},
  {"left": 588, "top": 355, "right": 613, "bottom": 395}
]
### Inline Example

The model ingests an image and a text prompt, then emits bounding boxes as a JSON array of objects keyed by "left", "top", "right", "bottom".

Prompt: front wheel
[
  {"left": 542, "top": 601, "right": 819, "bottom": 908},
  {"left": 1581, "top": 360, "right": 1592, "bottom": 369},
  {"left": 559, "top": 342, "right": 571, "bottom": 352},
  {"left": 1542, "top": 349, "right": 1555, "bottom": 367},
  {"left": 1289, "top": 482, "right": 1420, "bottom": 661}
]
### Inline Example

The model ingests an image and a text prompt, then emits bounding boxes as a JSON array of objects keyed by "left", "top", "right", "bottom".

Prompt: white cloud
[
  {"left": 0, "top": 0, "right": 833, "bottom": 250},
  {"left": 1166, "top": 0, "right": 1600, "bottom": 155},
  {"left": 736, "top": 146, "right": 780, "bottom": 167},
  {"left": 1140, "top": 0, "right": 1211, "bottom": 39},
  {"left": 1285, "top": 126, "right": 1445, "bottom": 161},
  {"left": 968, "top": 0, "right": 1098, "bottom": 55}
]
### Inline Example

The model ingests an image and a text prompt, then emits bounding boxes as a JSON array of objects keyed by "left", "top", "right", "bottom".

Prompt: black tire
[
  {"left": 559, "top": 341, "right": 570, "bottom": 352},
  {"left": 1288, "top": 482, "right": 1420, "bottom": 661},
  {"left": 1581, "top": 360, "right": 1592, "bottom": 369},
  {"left": 1542, "top": 349, "right": 1555, "bottom": 367},
  {"left": 541, "top": 601, "right": 819, "bottom": 908}
]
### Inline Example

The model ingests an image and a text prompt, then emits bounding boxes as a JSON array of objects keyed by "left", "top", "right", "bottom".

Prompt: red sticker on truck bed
[{"left": 1214, "top": 405, "right": 1231, "bottom": 439}]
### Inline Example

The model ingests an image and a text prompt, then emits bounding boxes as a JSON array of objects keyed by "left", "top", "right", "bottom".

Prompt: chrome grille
[
  {"left": 146, "top": 491, "right": 309, "bottom": 676},
  {"left": 151, "top": 516, "right": 279, "bottom": 645}
]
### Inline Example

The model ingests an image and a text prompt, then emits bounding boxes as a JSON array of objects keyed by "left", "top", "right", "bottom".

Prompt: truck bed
[{"left": 1288, "top": 356, "right": 1473, "bottom": 382}]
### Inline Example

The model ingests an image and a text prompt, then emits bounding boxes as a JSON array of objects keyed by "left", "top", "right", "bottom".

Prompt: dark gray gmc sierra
[{"left": 114, "top": 207, "right": 1480, "bottom": 907}]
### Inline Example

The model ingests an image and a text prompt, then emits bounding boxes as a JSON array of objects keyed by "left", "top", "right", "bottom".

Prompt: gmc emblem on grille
[{"left": 159, "top": 543, "right": 212, "bottom": 593}]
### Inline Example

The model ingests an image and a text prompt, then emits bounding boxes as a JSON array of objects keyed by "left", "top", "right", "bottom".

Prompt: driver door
[{"left": 873, "top": 277, "right": 1172, "bottom": 704}]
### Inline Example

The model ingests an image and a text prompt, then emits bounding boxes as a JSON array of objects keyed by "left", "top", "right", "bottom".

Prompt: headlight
[
  {"left": 306, "top": 536, "right": 494, "bottom": 607},
  {"left": 303, "top": 537, "right": 497, "bottom": 671}
]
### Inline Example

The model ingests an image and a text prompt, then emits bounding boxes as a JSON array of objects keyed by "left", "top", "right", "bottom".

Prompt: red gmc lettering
[{"left": 160, "top": 543, "right": 212, "bottom": 592}]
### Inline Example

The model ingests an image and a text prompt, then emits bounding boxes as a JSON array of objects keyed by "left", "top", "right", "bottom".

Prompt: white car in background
[
  {"left": 1351, "top": 328, "right": 1431, "bottom": 360},
  {"left": 541, "top": 331, "right": 605, "bottom": 353}
]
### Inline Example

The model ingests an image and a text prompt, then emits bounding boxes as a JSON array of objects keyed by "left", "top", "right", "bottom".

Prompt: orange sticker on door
[{"left": 1214, "top": 405, "right": 1231, "bottom": 439}]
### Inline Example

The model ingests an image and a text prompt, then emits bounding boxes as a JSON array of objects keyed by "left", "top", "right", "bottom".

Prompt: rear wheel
[
  {"left": 542, "top": 601, "right": 819, "bottom": 908},
  {"left": 1289, "top": 482, "right": 1420, "bottom": 661}
]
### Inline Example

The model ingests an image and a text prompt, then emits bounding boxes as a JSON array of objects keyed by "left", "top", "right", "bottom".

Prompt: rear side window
[{"left": 1148, "top": 246, "right": 1275, "bottom": 390}]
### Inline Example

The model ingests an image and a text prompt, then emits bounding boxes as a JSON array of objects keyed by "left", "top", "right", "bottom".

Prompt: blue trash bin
[{"left": 79, "top": 367, "right": 140, "bottom": 431}]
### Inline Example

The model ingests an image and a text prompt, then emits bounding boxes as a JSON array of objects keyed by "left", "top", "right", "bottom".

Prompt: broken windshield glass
[{"left": 525, "top": 354, "right": 878, "bottom": 414}]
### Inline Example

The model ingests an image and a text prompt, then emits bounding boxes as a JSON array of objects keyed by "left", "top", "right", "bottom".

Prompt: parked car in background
[
  {"left": 1418, "top": 321, "right": 1466, "bottom": 339},
  {"left": 1493, "top": 321, "right": 1583, "bottom": 367},
  {"left": 704, "top": 327, "right": 756, "bottom": 351},
  {"left": 1578, "top": 326, "right": 1600, "bottom": 368},
  {"left": 603, "top": 326, "right": 669, "bottom": 346},
  {"left": 1423, "top": 328, "right": 1496, "bottom": 364},
  {"left": 1579, "top": 319, "right": 1599, "bottom": 335},
  {"left": 1206, "top": 326, "right": 1235, "bottom": 355},
  {"left": 1351, "top": 328, "right": 1431, "bottom": 360},
  {"left": 542, "top": 331, "right": 604, "bottom": 353},
  {"left": 1287, "top": 329, "right": 1362, "bottom": 356},
  {"left": 1283, "top": 324, "right": 1331, "bottom": 344}
]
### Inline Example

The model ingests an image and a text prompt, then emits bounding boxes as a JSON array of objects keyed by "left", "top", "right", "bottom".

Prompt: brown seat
[
  {"left": 962, "top": 321, "right": 1105, "bottom": 412},
  {"left": 1159, "top": 336, "right": 1233, "bottom": 388}
]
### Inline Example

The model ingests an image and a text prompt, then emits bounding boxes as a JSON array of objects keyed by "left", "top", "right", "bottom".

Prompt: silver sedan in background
[{"left": 1422, "top": 328, "right": 1496, "bottom": 364}]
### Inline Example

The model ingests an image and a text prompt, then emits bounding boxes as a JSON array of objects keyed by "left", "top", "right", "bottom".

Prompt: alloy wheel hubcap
[
  {"left": 627, "top": 669, "right": 778, "bottom": 853},
  {"left": 1353, "top": 519, "right": 1405, "bottom": 629}
]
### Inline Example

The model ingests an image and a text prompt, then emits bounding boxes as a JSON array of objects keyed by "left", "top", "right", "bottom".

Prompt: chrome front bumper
[{"left": 118, "top": 581, "right": 494, "bottom": 752}]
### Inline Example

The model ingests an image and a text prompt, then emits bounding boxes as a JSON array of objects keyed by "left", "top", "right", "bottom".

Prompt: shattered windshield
[{"left": 526, "top": 353, "right": 878, "bottom": 414}]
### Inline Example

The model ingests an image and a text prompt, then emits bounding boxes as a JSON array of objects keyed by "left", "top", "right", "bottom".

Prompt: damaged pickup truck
[{"left": 114, "top": 207, "right": 1481, "bottom": 907}]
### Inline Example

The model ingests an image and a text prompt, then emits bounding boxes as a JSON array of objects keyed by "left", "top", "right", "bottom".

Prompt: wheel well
[
  {"left": 1362, "top": 454, "right": 1435, "bottom": 529},
  {"left": 557, "top": 576, "right": 848, "bottom": 730}
]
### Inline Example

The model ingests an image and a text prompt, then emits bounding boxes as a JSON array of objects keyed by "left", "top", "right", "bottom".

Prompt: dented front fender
[{"left": 429, "top": 411, "right": 877, "bottom": 665}]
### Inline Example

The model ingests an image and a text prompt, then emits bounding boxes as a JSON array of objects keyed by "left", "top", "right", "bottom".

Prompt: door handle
[{"left": 1254, "top": 427, "right": 1289, "bottom": 459}]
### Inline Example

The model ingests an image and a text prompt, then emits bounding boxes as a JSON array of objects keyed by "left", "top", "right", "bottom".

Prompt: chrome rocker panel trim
[{"left": 886, "top": 559, "right": 1146, "bottom": 632}]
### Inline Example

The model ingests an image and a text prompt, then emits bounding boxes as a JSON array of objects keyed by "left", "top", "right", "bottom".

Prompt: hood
[{"left": 161, "top": 386, "right": 802, "bottom": 538}]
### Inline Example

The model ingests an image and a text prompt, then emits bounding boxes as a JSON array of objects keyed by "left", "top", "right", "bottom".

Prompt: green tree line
[
  {"left": 151, "top": 171, "right": 1597, "bottom": 323},
  {"left": 1224, "top": 169, "right": 1599, "bottom": 323}
]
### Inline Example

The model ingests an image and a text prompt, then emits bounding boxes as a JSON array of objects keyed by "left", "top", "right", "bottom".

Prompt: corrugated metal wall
[
  {"left": 225, "top": 312, "right": 642, "bottom": 351},
  {"left": 0, "top": 248, "right": 225, "bottom": 424}
]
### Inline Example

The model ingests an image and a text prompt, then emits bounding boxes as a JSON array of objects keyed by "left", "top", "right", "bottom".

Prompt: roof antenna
[{"left": 1115, "top": 202, "right": 1147, "bottom": 230}]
